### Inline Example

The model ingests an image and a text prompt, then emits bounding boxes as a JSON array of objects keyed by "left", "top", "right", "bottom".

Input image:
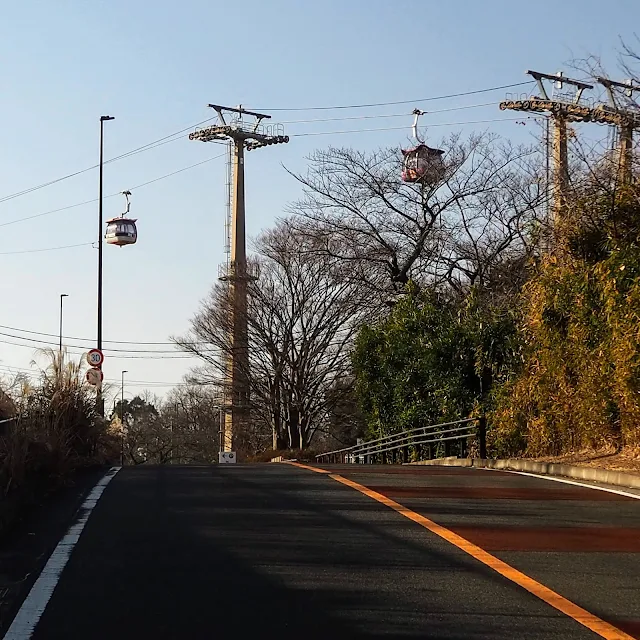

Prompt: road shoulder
[{"left": 0, "top": 466, "right": 108, "bottom": 637}]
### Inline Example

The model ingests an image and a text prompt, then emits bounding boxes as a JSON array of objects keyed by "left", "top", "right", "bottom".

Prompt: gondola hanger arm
[
  {"left": 411, "top": 108, "right": 426, "bottom": 143},
  {"left": 121, "top": 190, "right": 131, "bottom": 217}
]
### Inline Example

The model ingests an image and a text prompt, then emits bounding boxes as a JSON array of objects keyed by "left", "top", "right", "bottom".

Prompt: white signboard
[{"left": 218, "top": 452, "right": 237, "bottom": 464}]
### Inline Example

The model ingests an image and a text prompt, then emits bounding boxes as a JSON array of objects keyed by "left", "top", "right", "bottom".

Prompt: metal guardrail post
[{"left": 478, "top": 416, "right": 487, "bottom": 459}]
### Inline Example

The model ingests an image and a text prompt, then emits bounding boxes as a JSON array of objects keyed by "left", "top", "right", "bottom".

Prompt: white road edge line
[
  {"left": 487, "top": 468, "right": 640, "bottom": 500},
  {"left": 3, "top": 466, "right": 121, "bottom": 640}
]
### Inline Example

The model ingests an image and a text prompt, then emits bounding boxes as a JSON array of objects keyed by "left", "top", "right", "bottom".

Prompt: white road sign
[{"left": 218, "top": 452, "right": 236, "bottom": 464}]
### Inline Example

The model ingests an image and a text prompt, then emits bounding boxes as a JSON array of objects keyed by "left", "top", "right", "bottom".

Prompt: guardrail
[{"left": 315, "top": 417, "right": 486, "bottom": 465}]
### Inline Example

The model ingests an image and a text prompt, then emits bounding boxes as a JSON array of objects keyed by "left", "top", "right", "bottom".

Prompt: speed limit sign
[{"left": 86, "top": 349, "right": 104, "bottom": 368}]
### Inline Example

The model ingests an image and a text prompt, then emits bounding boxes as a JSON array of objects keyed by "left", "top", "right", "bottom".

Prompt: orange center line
[
  {"left": 284, "top": 460, "right": 332, "bottom": 474},
  {"left": 284, "top": 462, "right": 634, "bottom": 640}
]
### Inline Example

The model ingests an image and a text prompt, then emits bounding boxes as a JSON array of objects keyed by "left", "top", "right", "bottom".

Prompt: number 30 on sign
[{"left": 86, "top": 349, "right": 104, "bottom": 367}]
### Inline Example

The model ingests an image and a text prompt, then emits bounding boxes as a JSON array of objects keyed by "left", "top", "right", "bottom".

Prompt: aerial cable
[
  {"left": 0, "top": 242, "right": 94, "bottom": 256},
  {"left": 0, "top": 116, "right": 219, "bottom": 205},
  {"left": 278, "top": 101, "right": 500, "bottom": 125},
  {"left": 290, "top": 116, "right": 539, "bottom": 137},
  {"left": 0, "top": 153, "right": 226, "bottom": 229},
  {"left": 251, "top": 81, "right": 534, "bottom": 112},
  {"left": 0, "top": 83, "right": 533, "bottom": 204}
]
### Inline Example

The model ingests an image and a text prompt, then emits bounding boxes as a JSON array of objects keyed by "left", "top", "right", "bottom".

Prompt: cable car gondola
[
  {"left": 401, "top": 109, "right": 445, "bottom": 184},
  {"left": 105, "top": 190, "right": 137, "bottom": 247}
]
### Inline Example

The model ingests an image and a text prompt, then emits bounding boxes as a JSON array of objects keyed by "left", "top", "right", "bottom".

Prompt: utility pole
[
  {"left": 189, "top": 105, "right": 288, "bottom": 455},
  {"left": 59, "top": 293, "right": 68, "bottom": 364},
  {"left": 97, "top": 115, "right": 115, "bottom": 418},
  {"left": 120, "top": 370, "right": 127, "bottom": 467},
  {"left": 594, "top": 77, "right": 640, "bottom": 185},
  {"left": 501, "top": 71, "right": 594, "bottom": 225}
]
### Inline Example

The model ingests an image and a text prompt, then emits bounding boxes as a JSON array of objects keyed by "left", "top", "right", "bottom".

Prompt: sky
[{"left": 0, "top": 0, "right": 638, "bottom": 405}]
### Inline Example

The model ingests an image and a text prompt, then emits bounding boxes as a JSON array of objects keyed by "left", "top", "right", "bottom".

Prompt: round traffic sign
[
  {"left": 86, "top": 349, "right": 104, "bottom": 367},
  {"left": 86, "top": 368, "right": 104, "bottom": 386}
]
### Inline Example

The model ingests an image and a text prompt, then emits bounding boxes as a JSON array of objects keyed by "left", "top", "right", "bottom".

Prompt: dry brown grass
[
  {"left": 528, "top": 445, "right": 640, "bottom": 474},
  {"left": 0, "top": 351, "right": 117, "bottom": 538}
]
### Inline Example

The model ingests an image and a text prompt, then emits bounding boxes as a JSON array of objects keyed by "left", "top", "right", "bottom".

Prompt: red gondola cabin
[{"left": 401, "top": 144, "right": 445, "bottom": 183}]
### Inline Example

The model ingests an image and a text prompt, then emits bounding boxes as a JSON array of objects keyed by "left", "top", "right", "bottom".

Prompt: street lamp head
[
  {"left": 61, "top": 293, "right": 69, "bottom": 298},
  {"left": 100, "top": 115, "right": 115, "bottom": 122}
]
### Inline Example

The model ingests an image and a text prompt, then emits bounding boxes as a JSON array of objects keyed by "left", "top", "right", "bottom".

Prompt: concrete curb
[{"left": 409, "top": 457, "right": 640, "bottom": 490}]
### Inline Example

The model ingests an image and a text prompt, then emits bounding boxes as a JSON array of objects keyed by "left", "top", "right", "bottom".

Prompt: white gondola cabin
[
  {"left": 105, "top": 190, "right": 137, "bottom": 247},
  {"left": 105, "top": 217, "right": 137, "bottom": 246},
  {"left": 401, "top": 144, "right": 445, "bottom": 183}
]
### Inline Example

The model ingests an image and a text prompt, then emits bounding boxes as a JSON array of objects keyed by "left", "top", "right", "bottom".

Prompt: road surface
[{"left": 3, "top": 463, "right": 640, "bottom": 639}]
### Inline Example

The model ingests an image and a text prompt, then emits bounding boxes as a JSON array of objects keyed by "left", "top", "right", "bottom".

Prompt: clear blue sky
[{"left": 0, "top": 0, "right": 637, "bottom": 402}]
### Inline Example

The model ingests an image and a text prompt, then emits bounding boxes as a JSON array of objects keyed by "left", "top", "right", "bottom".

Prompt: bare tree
[
  {"left": 175, "top": 220, "right": 370, "bottom": 451},
  {"left": 287, "top": 133, "right": 546, "bottom": 303},
  {"left": 437, "top": 141, "right": 546, "bottom": 301},
  {"left": 160, "top": 385, "right": 221, "bottom": 463}
]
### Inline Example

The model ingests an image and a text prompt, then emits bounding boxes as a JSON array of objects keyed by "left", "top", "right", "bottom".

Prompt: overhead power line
[
  {"left": 0, "top": 331, "right": 214, "bottom": 355},
  {"left": 0, "top": 337, "right": 198, "bottom": 359},
  {"left": 0, "top": 323, "right": 204, "bottom": 346}
]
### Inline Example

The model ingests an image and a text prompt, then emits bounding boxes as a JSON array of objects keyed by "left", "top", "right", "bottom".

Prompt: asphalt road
[{"left": 3, "top": 463, "right": 640, "bottom": 639}]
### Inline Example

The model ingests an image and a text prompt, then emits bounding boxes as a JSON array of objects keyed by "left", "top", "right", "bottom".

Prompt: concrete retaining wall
[{"left": 409, "top": 457, "right": 640, "bottom": 490}]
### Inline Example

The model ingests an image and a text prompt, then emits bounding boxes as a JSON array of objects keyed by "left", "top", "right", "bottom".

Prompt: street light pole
[
  {"left": 120, "top": 370, "right": 128, "bottom": 466},
  {"left": 97, "top": 115, "right": 114, "bottom": 417},
  {"left": 59, "top": 293, "right": 68, "bottom": 361}
]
